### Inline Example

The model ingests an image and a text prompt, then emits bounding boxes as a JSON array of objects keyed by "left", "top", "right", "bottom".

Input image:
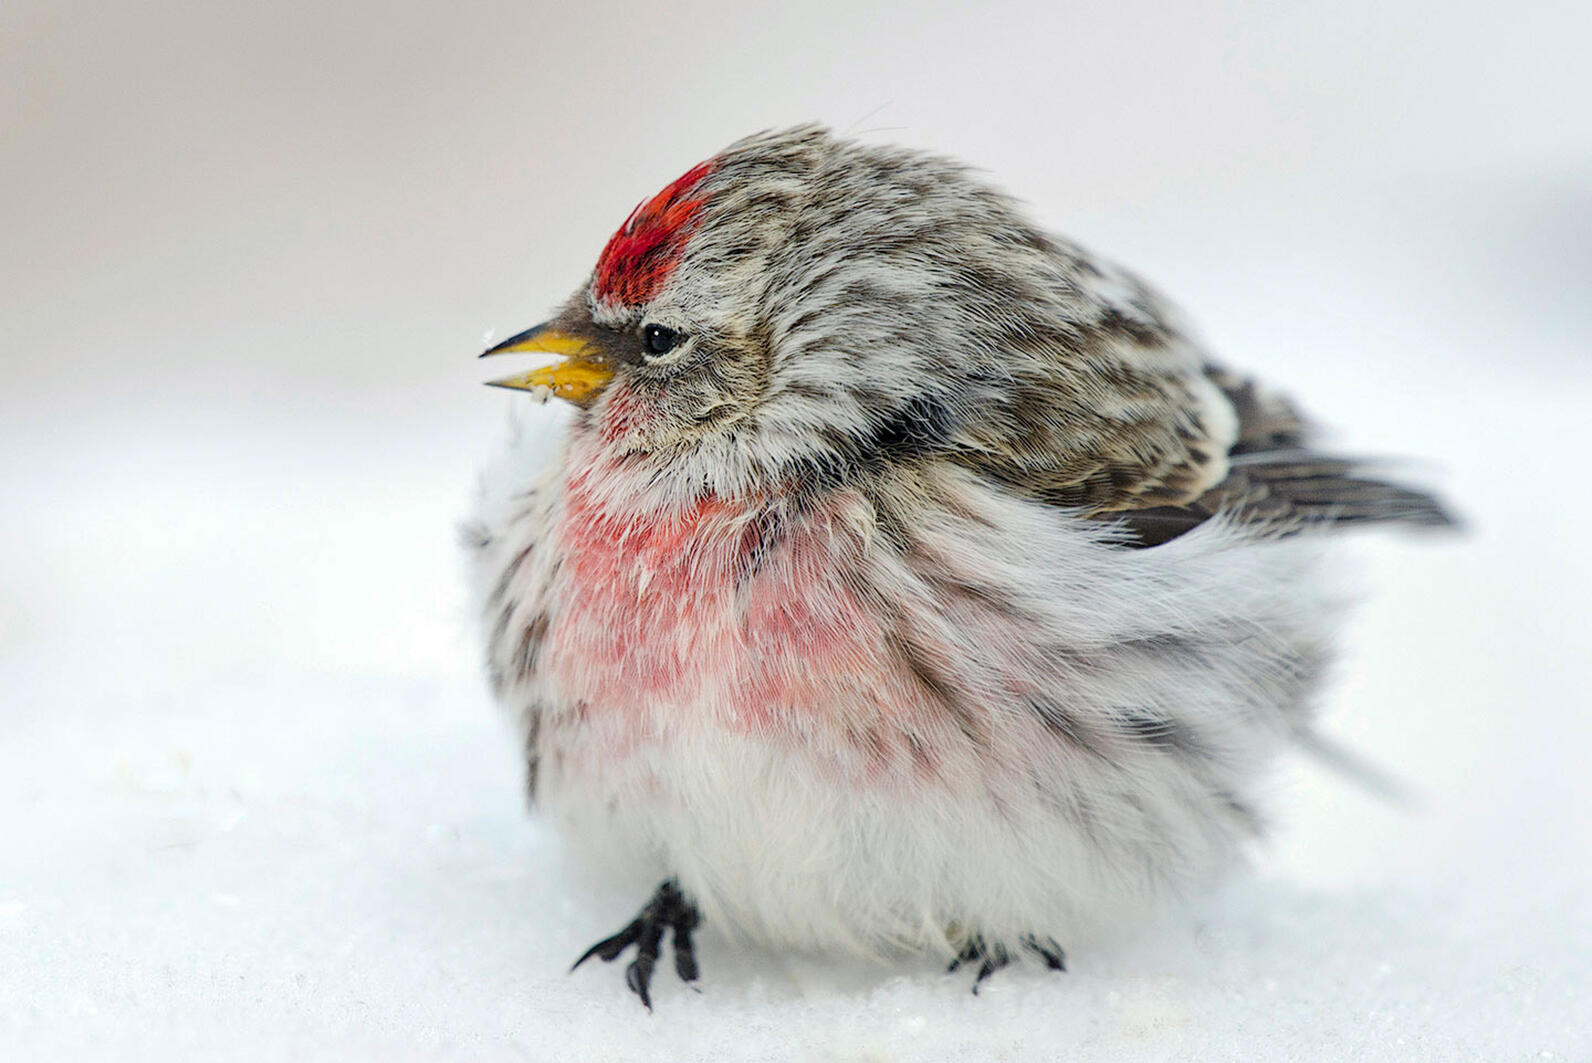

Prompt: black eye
[{"left": 642, "top": 324, "right": 680, "bottom": 356}]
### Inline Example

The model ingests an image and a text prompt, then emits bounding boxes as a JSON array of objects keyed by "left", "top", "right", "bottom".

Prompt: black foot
[
  {"left": 948, "top": 934, "right": 1067, "bottom": 993},
  {"left": 947, "top": 936, "right": 1010, "bottom": 993},
  {"left": 571, "top": 879, "right": 701, "bottom": 1011},
  {"left": 1021, "top": 933, "right": 1067, "bottom": 973}
]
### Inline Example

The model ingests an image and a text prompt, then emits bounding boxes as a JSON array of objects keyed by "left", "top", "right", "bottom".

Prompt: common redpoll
[{"left": 466, "top": 125, "right": 1452, "bottom": 1009}]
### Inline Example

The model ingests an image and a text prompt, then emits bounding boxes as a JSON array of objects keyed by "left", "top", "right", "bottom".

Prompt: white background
[{"left": 2, "top": 1, "right": 1588, "bottom": 1058}]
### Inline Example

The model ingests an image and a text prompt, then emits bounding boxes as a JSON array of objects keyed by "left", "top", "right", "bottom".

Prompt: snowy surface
[{"left": 3, "top": 0, "right": 1590, "bottom": 1058}]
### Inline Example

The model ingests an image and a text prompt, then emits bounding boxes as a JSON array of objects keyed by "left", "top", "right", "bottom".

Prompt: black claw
[
  {"left": 950, "top": 935, "right": 1010, "bottom": 992},
  {"left": 625, "top": 954, "right": 655, "bottom": 1011},
  {"left": 672, "top": 922, "right": 699, "bottom": 982},
  {"left": 570, "top": 920, "right": 642, "bottom": 971},
  {"left": 571, "top": 879, "right": 703, "bottom": 1010},
  {"left": 952, "top": 934, "right": 1064, "bottom": 992},
  {"left": 971, "top": 944, "right": 1011, "bottom": 994},
  {"left": 948, "top": 936, "right": 981, "bottom": 974},
  {"left": 628, "top": 917, "right": 667, "bottom": 1009},
  {"left": 1021, "top": 934, "right": 1067, "bottom": 972}
]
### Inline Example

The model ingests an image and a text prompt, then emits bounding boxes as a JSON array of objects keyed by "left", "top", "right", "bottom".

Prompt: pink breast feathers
[
  {"left": 592, "top": 160, "right": 718, "bottom": 307},
  {"left": 547, "top": 476, "right": 964, "bottom": 783}
]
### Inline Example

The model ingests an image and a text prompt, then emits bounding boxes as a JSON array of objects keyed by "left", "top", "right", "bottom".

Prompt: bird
[{"left": 465, "top": 124, "right": 1453, "bottom": 1010}]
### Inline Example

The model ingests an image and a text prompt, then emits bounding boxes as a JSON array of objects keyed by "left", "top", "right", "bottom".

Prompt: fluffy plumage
[{"left": 465, "top": 125, "right": 1452, "bottom": 1001}]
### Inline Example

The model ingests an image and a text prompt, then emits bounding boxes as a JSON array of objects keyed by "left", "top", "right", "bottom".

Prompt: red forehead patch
[{"left": 592, "top": 160, "right": 717, "bottom": 307}]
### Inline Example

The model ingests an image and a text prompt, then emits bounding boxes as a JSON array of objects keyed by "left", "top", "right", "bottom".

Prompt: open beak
[{"left": 480, "top": 321, "right": 614, "bottom": 406}]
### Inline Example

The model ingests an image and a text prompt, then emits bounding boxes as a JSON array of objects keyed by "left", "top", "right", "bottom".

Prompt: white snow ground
[{"left": 3, "top": 1, "right": 1589, "bottom": 1058}]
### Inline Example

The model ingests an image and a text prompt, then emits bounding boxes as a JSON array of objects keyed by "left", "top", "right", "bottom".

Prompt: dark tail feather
[
  {"left": 1219, "top": 451, "right": 1460, "bottom": 530},
  {"left": 1116, "top": 450, "right": 1460, "bottom": 547}
]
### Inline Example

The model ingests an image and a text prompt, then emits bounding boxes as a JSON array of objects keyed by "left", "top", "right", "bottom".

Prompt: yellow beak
[{"left": 480, "top": 322, "right": 614, "bottom": 406}]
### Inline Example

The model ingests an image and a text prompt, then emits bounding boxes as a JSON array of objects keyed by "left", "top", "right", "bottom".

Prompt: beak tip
[
  {"left": 480, "top": 321, "right": 558, "bottom": 360},
  {"left": 479, "top": 322, "right": 610, "bottom": 405}
]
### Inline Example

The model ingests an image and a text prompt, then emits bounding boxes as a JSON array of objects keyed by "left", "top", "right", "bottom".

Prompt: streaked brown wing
[{"left": 1114, "top": 367, "right": 1456, "bottom": 546}]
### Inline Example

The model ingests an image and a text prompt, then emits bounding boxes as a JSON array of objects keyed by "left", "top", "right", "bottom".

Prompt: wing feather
[{"left": 1112, "top": 369, "right": 1456, "bottom": 545}]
